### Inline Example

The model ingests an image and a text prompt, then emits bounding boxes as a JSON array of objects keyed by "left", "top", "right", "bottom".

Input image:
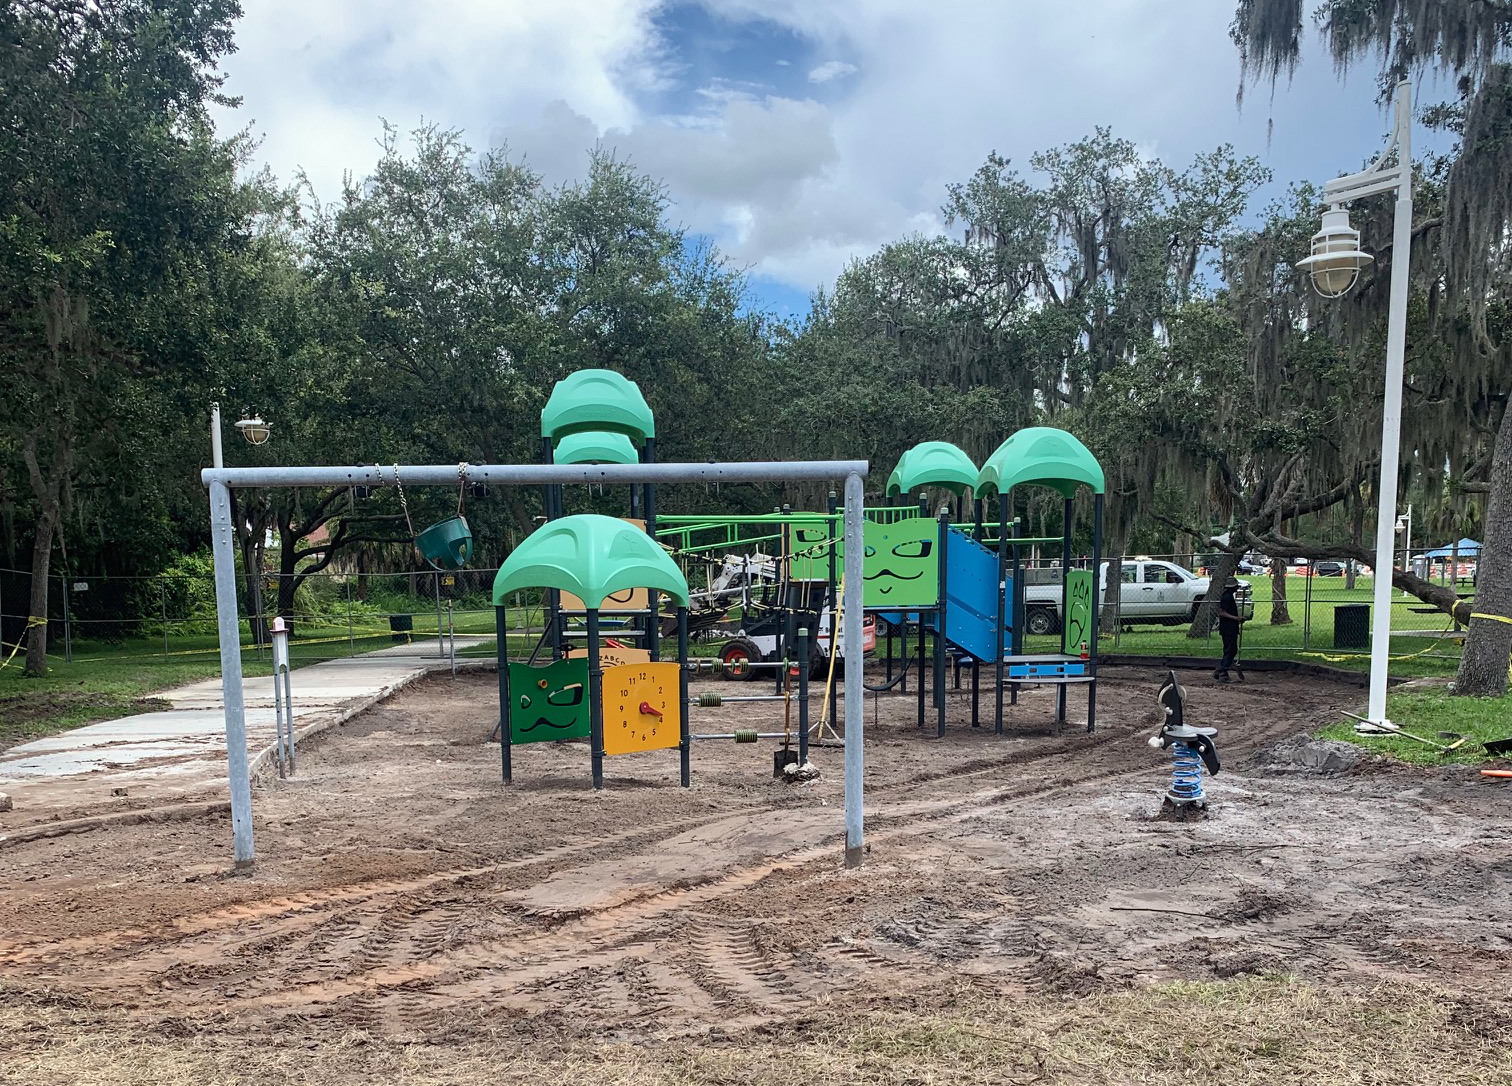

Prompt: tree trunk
[
  {"left": 1346, "top": 497, "right": 1363, "bottom": 590},
  {"left": 20, "top": 427, "right": 71, "bottom": 677},
  {"left": 277, "top": 519, "right": 300, "bottom": 618},
  {"left": 1455, "top": 404, "right": 1512, "bottom": 696},
  {"left": 1269, "top": 554, "right": 1292, "bottom": 625},
  {"left": 1188, "top": 549, "right": 1241, "bottom": 638},
  {"left": 1098, "top": 529, "right": 1126, "bottom": 635},
  {"left": 23, "top": 512, "right": 56, "bottom": 675}
]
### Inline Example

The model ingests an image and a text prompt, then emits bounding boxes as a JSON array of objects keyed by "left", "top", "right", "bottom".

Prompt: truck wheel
[
  {"left": 1025, "top": 608, "right": 1058, "bottom": 637},
  {"left": 720, "top": 638, "right": 762, "bottom": 681}
]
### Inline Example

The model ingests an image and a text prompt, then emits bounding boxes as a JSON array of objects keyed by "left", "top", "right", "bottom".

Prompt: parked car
[
  {"left": 1313, "top": 561, "right": 1345, "bottom": 577},
  {"left": 1021, "top": 559, "right": 1253, "bottom": 636}
]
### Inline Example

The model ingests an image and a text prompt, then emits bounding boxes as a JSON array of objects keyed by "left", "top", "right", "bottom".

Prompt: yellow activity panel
[{"left": 602, "top": 661, "right": 681, "bottom": 755}]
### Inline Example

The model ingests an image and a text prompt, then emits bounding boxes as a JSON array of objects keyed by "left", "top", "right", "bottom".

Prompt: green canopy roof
[
  {"left": 552, "top": 430, "right": 639, "bottom": 466},
  {"left": 492, "top": 514, "right": 689, "bottom": 607},
  {"left": 977, "top": 427, "right": 1105, "bottom": 498},
  {"left": 886, "top": 441, "right": 978, "bottom": 496},
  {"left": 540, "top": 369, "right": 655, "bottom": 444}
]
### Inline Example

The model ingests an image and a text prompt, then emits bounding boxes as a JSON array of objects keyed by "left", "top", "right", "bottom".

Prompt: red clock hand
[{"left": 638, "top": 700, "right": 663, "bottom": 719}]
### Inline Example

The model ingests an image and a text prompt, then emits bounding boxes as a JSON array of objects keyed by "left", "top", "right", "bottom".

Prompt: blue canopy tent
[{"left": 1423, "top": 538, "right": 1480, "bottom": 558}]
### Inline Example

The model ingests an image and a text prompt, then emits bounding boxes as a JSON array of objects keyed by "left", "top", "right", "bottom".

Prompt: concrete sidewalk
[{"left": 0, "top": 638, "right": 488, "bottom": 832}]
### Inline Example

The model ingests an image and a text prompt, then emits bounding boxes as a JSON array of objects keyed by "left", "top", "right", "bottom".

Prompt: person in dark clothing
[{"left": 1213, "top": 577, "right": 1244, "bottom": 682}]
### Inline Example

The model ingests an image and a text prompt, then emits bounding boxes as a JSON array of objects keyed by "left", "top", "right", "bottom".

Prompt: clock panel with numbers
[{"left": 601, "top": 661, "right": 681, "bottom": 755}]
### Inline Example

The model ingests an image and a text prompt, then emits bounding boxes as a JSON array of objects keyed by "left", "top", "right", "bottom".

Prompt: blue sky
[{"left": 213, "top": 1, "right": 1455, "bottom": 322}]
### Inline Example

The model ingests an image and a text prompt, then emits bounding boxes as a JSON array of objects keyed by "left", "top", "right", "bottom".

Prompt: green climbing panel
[
  {"left": 1062, "top": 569, "right": 1095, "bottom": 655},
  {"left": 507, "top": 657, "right": 591, "bottom": 744},
  {"left": 863, "top": 518, "right": 940, "bottom": 608},
  {"left": 787, "top": 518, "right": 840, "bottom": 582}
]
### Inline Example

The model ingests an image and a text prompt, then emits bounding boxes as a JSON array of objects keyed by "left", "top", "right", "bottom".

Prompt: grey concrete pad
[{"left": 0, "top": 637, "right": 487, "bottom": 826}]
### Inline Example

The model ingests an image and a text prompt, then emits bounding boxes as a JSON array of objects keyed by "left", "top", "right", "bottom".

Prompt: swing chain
[
  {"left": 393, "top": 463, "right": 416, "bottom": 539},
  {"left": 457, "top": 462, "right": 468, "bottom": 517}
]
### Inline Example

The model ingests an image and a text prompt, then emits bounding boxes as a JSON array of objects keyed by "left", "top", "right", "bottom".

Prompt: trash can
[
  {"left": 1334, "top": 604, "right": 1369, "bottom": 650},
  {"left": 389, "top": 614, "right": 413, "bottom": 643}
]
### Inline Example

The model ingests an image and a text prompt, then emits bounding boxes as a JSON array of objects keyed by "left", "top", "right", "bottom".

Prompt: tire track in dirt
[
  {"left": 95, "top": 758, "right": 1157, "bottom": 1022},
  {"left": 0, "top": 802, "right": 788, "bottom": 968},
  {"left": 3, "top": 671, "right": 1343, "bottom": 1037}
]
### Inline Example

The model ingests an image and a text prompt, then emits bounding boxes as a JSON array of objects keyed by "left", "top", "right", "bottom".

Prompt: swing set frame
[{"left": 201, "top": 459, "right": 869, "bottom": 871}]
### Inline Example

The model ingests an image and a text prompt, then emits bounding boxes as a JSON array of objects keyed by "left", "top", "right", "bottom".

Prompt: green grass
[
  {"left": 1, "top": 572, "right": 1478, "bottom": 751},
  {"left": 0, "top": 603, "right": 543, "bottom": 750},
  {"left": 1015, "top": 572, "right": 1467, "bottom": 679},
  {"left": 0, "top": 640, "right": 274, "bottom": 750},
  {"left": 1317, "top": 687, "right": 1512, "bottom": 765}
]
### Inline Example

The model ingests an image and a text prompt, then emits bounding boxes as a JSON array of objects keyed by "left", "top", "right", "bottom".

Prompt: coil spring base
[{"left": 1165, "top": 741, "right": 1206, "bottom": 808}]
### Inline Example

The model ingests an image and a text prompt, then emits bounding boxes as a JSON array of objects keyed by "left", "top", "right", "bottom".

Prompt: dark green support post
[
  {"left": 588, "top": 608, "right": 604, "bottom": 789},
  {"left": 496, "top": 605, "right": 512, "bottom": 783},
  {"left": 678, "top": 605, "right": 690, "bottom": 786},
  {"left": 917, "top": 612, "right": 927, "bottom": 728},
  {"left": 827, "top": 491, "right": 839, "bottom": 726},
  {"left": 995, "top": 496, "right": 1007, "bottom": 734},
  {"left": 971, "top": 651, "right": 980, "bottom": 728},
  {"left": 1089, "top": 493, "right": 1104, "bottom": 734},
  {"left": 797, "top": 625, "right": 810, "bottom": 763},
  {"left": 1056, "top": 497, "right": 1072, "bottom": 728},
  {"left": 935, "top": 510, "right": 948, "bottom": 737},
  {"left": 1010, "top": 506, "right": 1021, "bottom": 707}
]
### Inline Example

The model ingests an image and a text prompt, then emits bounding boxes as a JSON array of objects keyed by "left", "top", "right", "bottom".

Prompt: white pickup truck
[{"left": 1021, "top": 559, "right": 1251, "bottom": 636}]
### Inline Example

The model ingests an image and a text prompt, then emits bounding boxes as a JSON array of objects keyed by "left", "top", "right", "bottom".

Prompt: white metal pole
[
  {"left": 1366, "top": 82, "right": 1412, "bottom": 726},
  {"left": 842, "top": 472, "right": 865, "bottom": 868},
  {"left": 210, "top": 402, "right": 225, "bottom": 470},
  {"left": 1401, "top": 503, "right": 1413, "bottom": 597},
  {"left": 209, "top": 479, "right": 255, "bottom": 865}
]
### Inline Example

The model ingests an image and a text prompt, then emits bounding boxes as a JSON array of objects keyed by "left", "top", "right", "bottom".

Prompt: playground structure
[
  {"left": 503, "top": 378, "right": 1111, "bottom": 783},
  {"left": 198, "top": 364, "right": 1113, "bottom": 868}
]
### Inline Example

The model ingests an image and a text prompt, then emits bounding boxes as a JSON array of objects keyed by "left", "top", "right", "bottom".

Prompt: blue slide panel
[
  {"left": 935, "top": 528, "right": 1012, "bottom": 661},
  {"left": 876, "top": 529, "right": 1012, "bottom": 663}
]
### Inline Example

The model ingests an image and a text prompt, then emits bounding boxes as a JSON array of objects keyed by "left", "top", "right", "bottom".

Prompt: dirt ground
[{"left": 3, "top": 665, "right": 1511, "bottom": 1084}]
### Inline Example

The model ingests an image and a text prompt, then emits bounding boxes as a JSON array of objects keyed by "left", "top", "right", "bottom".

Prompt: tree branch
[{"left": 1244, "top": 528, "right": 1472, "bottom": 624}]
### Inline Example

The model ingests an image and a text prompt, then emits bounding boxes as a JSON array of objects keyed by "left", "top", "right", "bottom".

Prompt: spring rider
[{"left": 1148, "top": 670, "right": 1220, "bottom": 810}]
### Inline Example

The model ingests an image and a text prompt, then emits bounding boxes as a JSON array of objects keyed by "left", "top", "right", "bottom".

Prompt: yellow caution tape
[
  {"left": 1470, "top": 612, "right": 1512, "bottom": 626},
  {"left": 0, "top": 616, "right": 51, "bottom": 671}
]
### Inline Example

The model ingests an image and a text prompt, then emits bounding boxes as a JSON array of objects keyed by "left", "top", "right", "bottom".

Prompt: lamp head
[
  {"left": 235, "top": 417, "right": 272, "bottom": 446},
  {"left": 1297, "top": 205, "right": 1373, "bottom": 298}
]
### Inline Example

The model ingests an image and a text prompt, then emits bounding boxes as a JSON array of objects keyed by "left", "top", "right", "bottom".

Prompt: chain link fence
[
  {"left": 1, "top": 546, "right": 1476, "bottom": 671},
  {"left": 1008, "top": 550, "right": 1472, "bottom": 665},
  {"left": 0, "top": 563, "right": 548, "bottom": 669}
]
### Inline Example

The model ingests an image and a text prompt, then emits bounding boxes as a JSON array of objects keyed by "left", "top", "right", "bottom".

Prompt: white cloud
[
  {"left": 214, "top": 0, "right": 1455, "bottom": 304},
  {"left": 807, "top": 60, "right": 857, "bottom": 83},
  {"left": 212, "top": 0, "right": 665, "bottom": 202}
]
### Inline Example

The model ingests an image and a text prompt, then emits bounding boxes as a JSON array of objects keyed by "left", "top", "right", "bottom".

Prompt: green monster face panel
[
  {"left": 863, "top": 519, "right": 940, "bottom": 608},
  {"left": 788, "top": 519, "right": 840, "bottom": 582},
  {"left": 507, "top": 657, "right": 591, "bottom": 744}
]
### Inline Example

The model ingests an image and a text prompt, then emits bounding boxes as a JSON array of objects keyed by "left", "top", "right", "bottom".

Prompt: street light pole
[
  {"left": 1298, "top": 81, "right": 1413, "bottom": 727},
  {"left": 211, "top": 401, "right": 225, "bottom": 470}
]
